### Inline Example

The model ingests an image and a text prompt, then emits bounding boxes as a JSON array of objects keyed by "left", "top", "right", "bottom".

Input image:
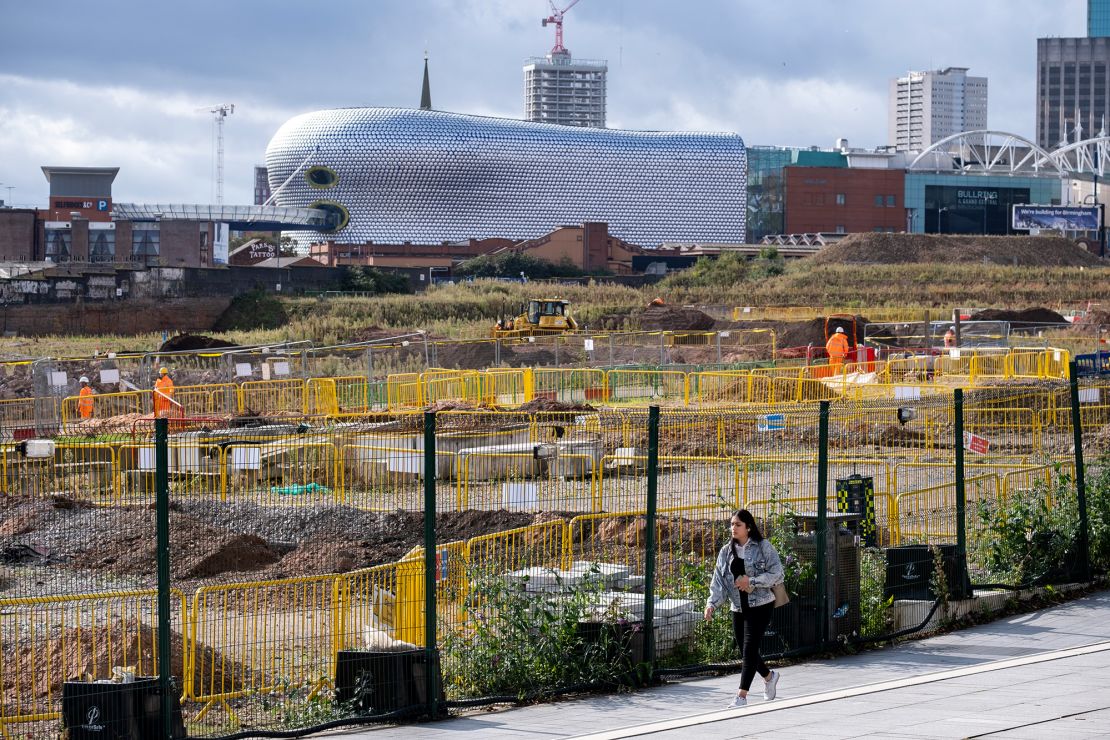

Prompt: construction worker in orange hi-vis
[
  {"left": 154, "top": 367, "right": 175, "bottom": 417},
  {"left": 78, "top": 376, "right": 95, "bottom": 419},
  {"left": 826, "top": 326, "right": 850, "bottom": 370}
]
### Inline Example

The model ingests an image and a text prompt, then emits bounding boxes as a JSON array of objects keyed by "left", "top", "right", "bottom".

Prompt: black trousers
[{"left": 732, "top": 602, "right": 774, "bottom": 691}]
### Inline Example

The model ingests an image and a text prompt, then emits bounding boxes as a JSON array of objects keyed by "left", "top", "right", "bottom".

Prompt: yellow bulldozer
[{"left": 491, "top": 299, "right": 579, "bottom": 338}]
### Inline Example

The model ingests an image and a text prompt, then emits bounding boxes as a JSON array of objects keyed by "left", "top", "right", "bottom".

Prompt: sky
[{"left": 0, "top": 0, "right": 1088, "bottom": 208}]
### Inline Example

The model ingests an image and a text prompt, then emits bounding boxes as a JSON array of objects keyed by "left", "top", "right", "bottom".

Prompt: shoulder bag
[{"left": 762, "top": 540, "right": 790, "bottom": 608}]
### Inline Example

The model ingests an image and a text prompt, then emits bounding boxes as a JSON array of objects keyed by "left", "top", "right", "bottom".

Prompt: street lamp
[{"left": 938, "top": 207, "right": 949, "bottom": 234}]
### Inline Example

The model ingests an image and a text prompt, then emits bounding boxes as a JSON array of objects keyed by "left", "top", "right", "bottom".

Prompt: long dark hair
[{"left": 731, "top": 509, "right": 764, "bottom": 543}]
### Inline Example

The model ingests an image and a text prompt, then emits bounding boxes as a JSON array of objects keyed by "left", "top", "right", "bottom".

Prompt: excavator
[{"left": 492, "top": 299, "right": 578, "bottom": 338}]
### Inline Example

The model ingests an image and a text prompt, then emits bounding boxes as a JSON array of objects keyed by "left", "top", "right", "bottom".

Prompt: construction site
[{"left": 1, "top": 233, "right": 1110, "bottom": 738}]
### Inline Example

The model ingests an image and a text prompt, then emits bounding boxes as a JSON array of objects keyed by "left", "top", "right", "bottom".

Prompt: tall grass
[{"left": 4, "top": 260, "right": 1110, "bottom": 361}]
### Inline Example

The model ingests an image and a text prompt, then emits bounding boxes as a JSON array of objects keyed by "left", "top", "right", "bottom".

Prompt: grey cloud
[{"left": 0, "top": 0, "right": 1089, "bottom": 206}]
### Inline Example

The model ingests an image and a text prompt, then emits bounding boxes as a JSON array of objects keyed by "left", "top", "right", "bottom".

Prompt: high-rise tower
[
  {"left": 523, "top": 1, "right": 606, "bottom": 127},
  {"left": 1036, "top": 1, "right": 1110, "bottom": 148},
  {"left": 888, "top": 67, "right": 988, "bottom": 151}
]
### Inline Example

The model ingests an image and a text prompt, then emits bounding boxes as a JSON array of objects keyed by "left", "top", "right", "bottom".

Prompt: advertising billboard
[{"left": 1012, "top": 205, "right": 1101, "bottom": 231}]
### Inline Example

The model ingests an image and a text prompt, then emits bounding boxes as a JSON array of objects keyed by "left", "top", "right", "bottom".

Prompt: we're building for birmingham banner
[{"left": 1012, "top": 205, "right": 1101, "bottom": 231}]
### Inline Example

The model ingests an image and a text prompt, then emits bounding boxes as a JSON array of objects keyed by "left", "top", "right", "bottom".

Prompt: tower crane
[
  {"left": 197, "top": 103, "right": 235, "bottom": 205},
  {"left": 542, "top": 0, "right": 582, "bottom": 56}
]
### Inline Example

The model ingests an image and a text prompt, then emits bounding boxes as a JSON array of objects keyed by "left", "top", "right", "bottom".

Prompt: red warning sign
[{"left": 963, "top": 431, "right": 990, "bottom": 455}]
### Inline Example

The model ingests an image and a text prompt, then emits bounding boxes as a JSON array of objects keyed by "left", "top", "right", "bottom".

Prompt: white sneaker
[
  {"left": 727, "top": 694, "right": 746, "bottom": 709},
  {"left": 764, "top": 670, "right": 780, "bottom": 701}
]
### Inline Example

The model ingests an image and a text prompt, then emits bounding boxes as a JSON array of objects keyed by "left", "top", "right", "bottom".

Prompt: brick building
[
  {"left": 307, "top": 222, "right": 646, "bottom": 274},
  {"left": 784, "top": 167, "right": 908, "bottom": 235}
]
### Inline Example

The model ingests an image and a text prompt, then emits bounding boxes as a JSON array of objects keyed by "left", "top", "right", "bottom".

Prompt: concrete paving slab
[{"left": 322, "top": 589, "right": 1110, "bottom": 740}]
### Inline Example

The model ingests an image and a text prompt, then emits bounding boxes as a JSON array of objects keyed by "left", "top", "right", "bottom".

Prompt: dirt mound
[
  {"left": 158, "top": 333, "right": 237, "bottom": 352},
  {"left": 968, "top": 307, "right": 1068, "bottom": 327},
  {"left": 68, "top": 412, "right": 150, "bottom": 437},
  {"left": 771, "top": 316, "right": 869, "bottom": 350},
  {"left": 351, "top": 326, "right": 408, "bottom": 343},
  {"left": 517, "top": 398, "right": 596, "bottom": 413},
  {"left": 266, "top": 538, "right": 374, "bottom": 579},
  {"left": 72, "top": 509, "right": 282, "bottom": 580},
  {"left": 811, "top": 233, "right": 1106, "bottom": 267},
  {"left": 639, "top": 305, "right": 717, "bottom": 331},
  {"left": 1, "top": 620, "right": 245, "bottom": 702},
  {"left": 438, "top": 341, "right": 498, "bottom": 369}
]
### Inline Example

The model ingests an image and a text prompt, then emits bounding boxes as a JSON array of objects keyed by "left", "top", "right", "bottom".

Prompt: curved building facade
[{"left": 265, "top": 108, "right": 746, "bottom": 246}]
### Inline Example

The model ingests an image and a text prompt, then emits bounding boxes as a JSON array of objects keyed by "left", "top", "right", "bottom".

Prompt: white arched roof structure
[
  {"left": 908, "top": 130, "right": 1063, "bottom": 176},
  {"left": 1039, "top": 136, "right": 1110, "bottom": 177}
]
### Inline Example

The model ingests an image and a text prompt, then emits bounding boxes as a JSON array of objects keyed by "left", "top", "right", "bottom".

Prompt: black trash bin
[
  {"left": 884, "top": 544, "right": 972, "bottom": 601},
  {"left": 335, "top": 649, "right": 444, "bottom": 716},
  {"left": 132, "top": 677, "right": 187, "bottom": 740},
  {"left": 62, "top": 677, "right": 184, "bottom": 740},
  {"left": 62, "top": 681, "right": 139, "bottom": 740}
]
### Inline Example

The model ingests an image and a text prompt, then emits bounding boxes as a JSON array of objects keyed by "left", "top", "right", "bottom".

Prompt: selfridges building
[{"left": 265, "top": 108, "right": 746, "bottom": 246}]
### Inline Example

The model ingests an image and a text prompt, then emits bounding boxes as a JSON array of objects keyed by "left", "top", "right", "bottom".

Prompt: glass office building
[
  {"left": 1092, "top": 0, "right": 1110, "bottom": 37},
  {"left": 265, "top": 108, "right": 747, "bottom": 246}
]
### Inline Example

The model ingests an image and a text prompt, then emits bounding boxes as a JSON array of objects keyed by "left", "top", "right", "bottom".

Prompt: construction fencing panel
[{"left": 0, "top": 377, "right": 1098, "bottom": 738}]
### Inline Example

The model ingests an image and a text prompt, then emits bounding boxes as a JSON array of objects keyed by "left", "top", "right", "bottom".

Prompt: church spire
[{"left": 420, "top": 50, "right": 432, "bottom": 111}]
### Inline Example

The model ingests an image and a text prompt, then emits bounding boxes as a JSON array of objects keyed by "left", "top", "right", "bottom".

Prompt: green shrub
[
  {"left": 973, "top": 470, "right": 1081, "bottom": 585},
  {"left": 859, "top": 548, "right": 894, "bottom": 638},
  {"left": 440, "top": 565, "right": 644, "bottom": 699},
  {"left": 763, "top": 488, "right": 816, "bottom": 598},
  {"left": 213, "top": 289, "right": 288, "bottom": 331},
  {"left": 454, "top": 253, "right": 595, "bottom": 279},
  {"left": 1081, "top": 456, "right": 1110, "bottom": 572},
  {"left": 659, "top": 252, "right": 749, "bottom": 290},
  {"left": 341, "top": 266, "right": 411, "bottom": 294}
]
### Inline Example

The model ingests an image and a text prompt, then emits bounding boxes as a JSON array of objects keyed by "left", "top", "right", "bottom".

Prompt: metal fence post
[
  {"left": 816, "top": 400, "right": 829, "bottom": 649},
  {"left": 643, "top": 406, "right": 660, "bottom": 672},
  {"left": 423, "top": 411, "right": 439, "bottom": 718},
  {"left": 954, "top": 389, "right": 967, "bottom": 565},
  {"left": 155, "top": 417, "right": 173, "bottom": 740},
  {"left": 1068, "top": 361, "right": 1092, "bottom": 582}
]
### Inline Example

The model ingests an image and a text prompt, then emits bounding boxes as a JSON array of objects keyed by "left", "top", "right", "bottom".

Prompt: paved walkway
[{"left": 324, "top": 589, "right": 1110, "bottom": 739}]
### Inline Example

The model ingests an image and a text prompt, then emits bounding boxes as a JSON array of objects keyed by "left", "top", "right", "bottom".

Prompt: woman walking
[{"left": 704, "top": 509, "right": 785, "bottom": 708}]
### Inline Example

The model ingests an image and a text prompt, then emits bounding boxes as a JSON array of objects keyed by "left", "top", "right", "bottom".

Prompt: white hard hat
[
  {"left": 835, "top": 327, "right": 845, "bottom": 333},
  {"left": 79, "top": 376, "right": 89, "bottom": 384},
  {"left": 949, "top": 326, "right": 956, "bottom": 331}
]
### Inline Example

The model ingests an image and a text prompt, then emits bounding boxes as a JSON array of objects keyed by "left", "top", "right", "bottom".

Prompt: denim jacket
[{"left": 706, "top": 538, "right": 784, "bottom": 612}]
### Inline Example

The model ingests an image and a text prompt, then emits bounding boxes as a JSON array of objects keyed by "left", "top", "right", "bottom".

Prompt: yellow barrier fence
[
  {"left": 239, "top": 379, "right": 306, "bottom": 416},
  {"left": 188, "top": 575, "right": 342, "bottom": 723},
  {"left": 387, "top": 373, "right": 423, "bottom": 410},
  {"left": 457, "top": 451, "right": 596, "bottom": 511},
  {"left": 338, "top": 443, "right": 455, "bottom": 510},
  {"left": 223, "top": 441, "right": 339, "bottom": 505},
  {"left": 62, "top": 390, "right": 144, "bottom": 426},
  {"left": 0, "top": 589, "right": 186, "bottom": 736},
  {"left": 1, "top": 442, "right": 115, "bottom": 500},
  {"left": 597, "top": 455, "right": 739, "bottom": 512},
  {"left": 532, "top": 367, "right": 607, "bottom": 404},
  {"left": 895, "top": 473, "right": 1000, "bottom": 543},
  {"left": 466, "top": 520, "right": 570, "bottom": 573},
  {"left": 607, "top": 369, "right": 688, "bottom": 406}
]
